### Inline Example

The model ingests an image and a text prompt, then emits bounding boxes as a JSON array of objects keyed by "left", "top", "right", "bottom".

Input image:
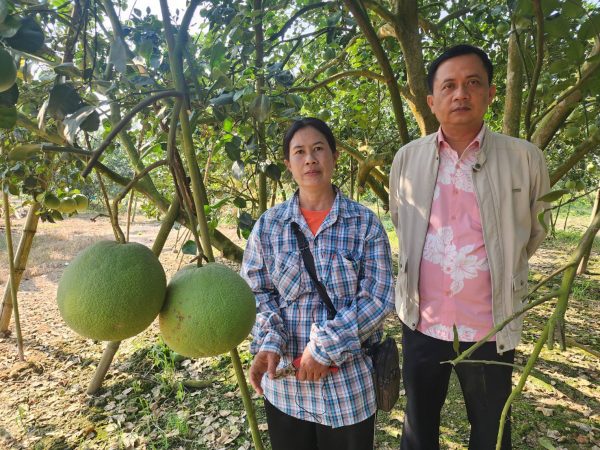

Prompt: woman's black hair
[{"left": 283, "top": 117, "right": 337, "bottom": 160}]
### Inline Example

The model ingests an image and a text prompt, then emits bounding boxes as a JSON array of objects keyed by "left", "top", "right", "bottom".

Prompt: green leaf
[
  {"left": 538, "top": 211, "right": 549, "bottom": 234},
  {"left": 181, "top": 240, "right": 197, "bottom": 255},
  {"left": 0, "top": 15, "right": 21, "bottom": 39},
  {"left": 265, "top": 163, "right": 281, "bottom": 181},
  {"left": 0, "top": 76, "right": 18, "bottom": 107},
  {"left": 0, "top": 104, "right": 16, "bottom": 129},
  {"left": 80, "top": 110, "right": 100, "bottom": 132},
  {"left": 223, "top": 117, "right": 233, "bottom": 133},
  {"left": 565, "top": 41, "right": 585, "bottom": 64},
  {"left": 225, "top": 140, "right": 241, "bottom": 161},
  {"left": 250, "top": 94, "right": 271, "bottom": 123},
  {"left": 537, "top": 189, "right": 570, "bottom": 203},
  {"left": 5, "top": 16, "right": 44, "bottom": 53},
  {"left": 109, "top": 38, "right": 128, "bottom": 74},
  {"left": 0, "top": 0, "right": 8, "bottom": 24},
  {"left": 53, "top": 62, "right": 83, "bottom": 78},
  {"left": 233, "top": 196, "right": 246, "bottom": 208},
  {"left": 62, "top": 106, "right": 98, "bottom": 144},
  {"left": 452, "top": 324, "right": 460, "bottom": 356},
  {"left": 209, "top": 92, "right": 234, "bottom": 106},
  {"left": 537, "top": 437, "right": 556, "bottom": 450},
  {"left": 47, "top": 84, "right": 82, "bottom": 117},
  {"left": 578, "top": 13, "right": 600, "bottom": 41},
  {"left": 8, "top": 143, "right": 42, "bottom": 161}
]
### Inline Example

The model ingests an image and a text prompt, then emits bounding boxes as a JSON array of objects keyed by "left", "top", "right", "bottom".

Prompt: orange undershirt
[{"left": 300, "top": 208, "right": 331, "bottom": 235}]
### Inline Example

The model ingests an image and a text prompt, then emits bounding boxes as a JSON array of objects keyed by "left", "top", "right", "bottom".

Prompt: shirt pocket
[
  {"left": 326, "top": 251, "right": 360, "bottom": 303},
  {"left": 270, "top": 251, "right": 308, "bottom": 304}
]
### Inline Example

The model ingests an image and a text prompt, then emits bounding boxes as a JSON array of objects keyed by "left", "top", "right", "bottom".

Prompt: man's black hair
[
  {"left": 427, "top": 44, "right": 494, "bottom": 93},
  {"left": 283, "top": 117, "right": 337, "bottom": 160}
]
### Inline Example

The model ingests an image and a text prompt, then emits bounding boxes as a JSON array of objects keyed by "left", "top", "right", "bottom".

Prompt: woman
[{"left": 241, "top": 118, "right": 395, "bottom": 450}]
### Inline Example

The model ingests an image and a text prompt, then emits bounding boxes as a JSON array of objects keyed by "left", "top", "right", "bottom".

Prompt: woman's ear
[{"left": 284, "top": 159, "right": 291, "bottom": 171}]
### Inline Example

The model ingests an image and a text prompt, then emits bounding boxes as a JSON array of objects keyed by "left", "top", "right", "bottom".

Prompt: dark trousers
[
  {"left": 400, "top": 324, "right": 514, "bottom": 450},
  {"left": 264, "top": 398, "right": 376, "bottom": 450}
]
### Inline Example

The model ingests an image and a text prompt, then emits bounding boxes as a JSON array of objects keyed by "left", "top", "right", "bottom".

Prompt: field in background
[{"left": 0, "top": 198, "right": 598, "bottom": 449}]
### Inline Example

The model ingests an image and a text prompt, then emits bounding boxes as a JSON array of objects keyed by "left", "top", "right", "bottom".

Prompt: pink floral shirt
[{"left": 417, "top": 125, "right": 494, "bottom": 342}]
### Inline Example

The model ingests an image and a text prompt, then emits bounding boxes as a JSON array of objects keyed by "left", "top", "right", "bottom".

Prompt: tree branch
[
  {"left": 82, "top": 90, "right": 184, "bottom": 177},
  {"left": 268, "top": 2, "right": 331, "bottom": 41},
  {"left": 289, "top": 70, "right": 385, "bottom": 93}
]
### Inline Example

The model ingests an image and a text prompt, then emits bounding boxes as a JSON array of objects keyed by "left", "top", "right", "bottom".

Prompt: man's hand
[
  {"left": 249, "top": 351, "right": 280, "bottom": 395},
  {"left": 296, "top": 345, "right": 330, "bottom": 382}
]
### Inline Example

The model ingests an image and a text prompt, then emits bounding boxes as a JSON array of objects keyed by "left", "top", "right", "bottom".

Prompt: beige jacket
[{"left": 389, "top": 127, "right": 551, "bottom": 352}]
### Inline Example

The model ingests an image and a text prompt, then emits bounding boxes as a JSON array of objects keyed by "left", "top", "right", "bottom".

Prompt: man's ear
[
  {"left": 284, "top": 159, "right": 291, "bottom": 171},
  {"left": 427, "top": 94, "right": 435, "bottom": 112},
  {"left": 488, "top": 84, "right": 497, "bottom": 104}
]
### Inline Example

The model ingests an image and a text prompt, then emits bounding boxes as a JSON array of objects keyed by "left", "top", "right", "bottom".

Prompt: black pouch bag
[{"left": 365, "top": 336, "right": 401, "bottom": 412}]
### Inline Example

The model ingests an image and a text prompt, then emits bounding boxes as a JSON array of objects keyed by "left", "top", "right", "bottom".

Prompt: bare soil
[{"left": 0, "top": 210, "right": 598, "bottom": 449}]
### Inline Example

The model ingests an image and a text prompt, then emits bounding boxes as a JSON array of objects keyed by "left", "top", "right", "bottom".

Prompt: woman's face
[{"left": 285, "top": 126, "right": 338, "bottom": 192}]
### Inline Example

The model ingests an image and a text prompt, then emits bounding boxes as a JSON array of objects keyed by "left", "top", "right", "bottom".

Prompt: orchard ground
[{"left": 0, "top": 201, "right": 598, "bottom": 449}]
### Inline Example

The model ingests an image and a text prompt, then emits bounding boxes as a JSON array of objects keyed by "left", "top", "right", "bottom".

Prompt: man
[{"left": 389, "top": 44, "right": 550, "bottom": 449}]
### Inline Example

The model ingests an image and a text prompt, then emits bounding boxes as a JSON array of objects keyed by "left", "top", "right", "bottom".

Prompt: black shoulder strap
[{"left": 290, "top": 222, "right": 337, "bottom": 320}]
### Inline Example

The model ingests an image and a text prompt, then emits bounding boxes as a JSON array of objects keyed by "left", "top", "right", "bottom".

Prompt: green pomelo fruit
[
  {"left": 57, "top": 240, "right": 166, "bottom": 341},
  {"left": 58, "top": 197, "right": 77, "bottom": 214},
  {"left": 565, "top": 180, "right": 576, "bottom": 190},
  {"left": 564, "top": 126, "right": 578, "bottom": 139},
  {"left": 73, "top": 193, "right": 89, "bottom": 212},
  {"left": 575, "top": 180, "right": 586, "bottom": 192},
  {"left": 0, "top": 49, "right": 17, "bottom": 93},
  {"left": 43, "top": 192, "right": 60, "bottom": 209},
  {"left": 159, "top": 263, "right": 256, "bottom": 358},
  {"left": 587, "top": 162, "right": 597, "bottom": 174}
]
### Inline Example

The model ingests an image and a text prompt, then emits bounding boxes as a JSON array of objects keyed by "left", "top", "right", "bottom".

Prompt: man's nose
[{"left": 454, "top": 83, "right": 469, "bottom": 99}]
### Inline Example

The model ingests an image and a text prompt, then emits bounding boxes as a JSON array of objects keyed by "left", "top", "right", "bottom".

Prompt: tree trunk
[
  {"left": 577, "top": 187, "right": 600, "bottom": 275},
  {"left": 0, "top": 203, "right": 41, "bottom": 332},
  {"left": 254, "top": 0, "right": 268, "bottom": 214},
  {"left": 503, "top": 26, "right": 524, "bottom": 137},
  {"left": 391, "top": 0, "right": 438, "bottom": 135}
]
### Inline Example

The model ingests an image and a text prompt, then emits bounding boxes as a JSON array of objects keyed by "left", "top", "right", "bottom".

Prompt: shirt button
[
  {"left": 445, "top": 290, "right": 451, "bottom": 296},
  {"left": 451, "top": 215, "right": 456, "bottom": 220},
  {"left": 499, "top": 344, "right": 505, "bottom": 350}
]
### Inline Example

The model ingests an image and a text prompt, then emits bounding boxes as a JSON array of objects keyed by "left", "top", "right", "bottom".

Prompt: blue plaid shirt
[{"left": 241, "top": 188, "right": 395, "bottom": 427}]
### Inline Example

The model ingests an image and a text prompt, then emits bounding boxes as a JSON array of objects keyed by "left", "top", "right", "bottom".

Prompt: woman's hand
[
  {"left": 249, "top": 351, "right": 280, "bottom": 395},
  {"left": 296, "top": 345, "right": 330, "bottom": 382}
]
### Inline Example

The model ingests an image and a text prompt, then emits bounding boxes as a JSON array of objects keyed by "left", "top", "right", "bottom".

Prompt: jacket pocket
[
  {"left": 395, "top": 254, "right": 409, "bottom": 304},
  {"left": 508, "top": 268, "right": 529, "bottom": 329}
]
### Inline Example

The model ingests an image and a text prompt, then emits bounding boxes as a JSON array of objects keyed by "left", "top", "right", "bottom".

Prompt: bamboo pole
[
  {"left": 0, "top": 203, "right": 41, "bottom": 331},
  {"left": 86, "top": 197, "right": 182, "bottom": 395},
  {"left": 230, "top": 347, "right": 264, "bottom": 450},
  {"left": 2, "top": 193, "right": 25, "bottom": 360}
]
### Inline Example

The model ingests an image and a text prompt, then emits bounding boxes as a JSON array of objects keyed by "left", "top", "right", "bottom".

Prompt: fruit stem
[
  {"left": 87, "top": 341, "right": 121, "bottom": 395},
  {"left": 2, "top": 192, "right": 25, "bottom": 361},
  {"left": 230, "top": 347, "right": 265, "bottom": 450}
]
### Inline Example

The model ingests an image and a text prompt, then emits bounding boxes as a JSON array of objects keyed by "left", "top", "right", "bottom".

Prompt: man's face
[{"left": 427, "top": 53, "right": 496, "bottom": 133}]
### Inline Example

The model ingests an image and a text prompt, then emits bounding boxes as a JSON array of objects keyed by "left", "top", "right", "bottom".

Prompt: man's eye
[
  {"left": 314, "top": 146, "right": 322, "bottom": 151},
  {"left": 468, "top": 79, "right": 480, "bottom": 86}
]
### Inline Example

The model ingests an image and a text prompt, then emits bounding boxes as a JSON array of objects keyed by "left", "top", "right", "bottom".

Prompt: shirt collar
[
  {"left": 282, "top": 185, "right": 359, "bottom": 223},
  {"left": 436, "top": 123, "right": 487, "bottom": 153}
]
